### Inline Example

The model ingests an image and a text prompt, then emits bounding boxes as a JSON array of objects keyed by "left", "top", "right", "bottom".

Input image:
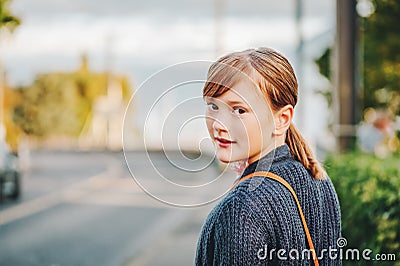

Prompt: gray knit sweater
[{"left": 195, "top": 144, "right": 341, "bottom": 265}]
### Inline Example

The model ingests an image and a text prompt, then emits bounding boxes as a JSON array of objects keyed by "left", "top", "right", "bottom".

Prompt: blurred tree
[
  {"left": 13, "top": 55, "right": 132, "bottom": 139},
  {"left": 315, "top": 0, "right": 400, "bottom": 152},
  {"left": 0, "top": 0, "right": 20, "bottom": 152},
  {"left": 0, "top": 0, "right": 20, "bottom": 33},
  {"left": 316, "top": 0, "right": 400, "bottom": 115},
  {"left": 362, "top": 0, "right": 400, "bottom": 116},
  {"left": 315, "top": 48, "right": 333, "bottom": 109},
  {"left": 3, "top": 83, "right": 21, "bottom": 150}
]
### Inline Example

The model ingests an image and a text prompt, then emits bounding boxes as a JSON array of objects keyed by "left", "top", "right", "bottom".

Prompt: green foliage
[
  {"left": 13, "top": 74, "right": 90, "bottom": 136},
  {"left": 315, "top": 47, "right": 331, "bottom": 81},
  {"left": 325, "top": 152, "right": 400, "bottom": 265},
  {"left": 363, "top": 0, "right": 400, "bottom": 116},
  {"left": 315, "top": 48, "right": 333, "bottom": 109},
  {"left": 12, "top": 57, "right": 132, "bottom": 138},
  {"left": 0, "top": 0, "right": 20, "bottom": 33},
  {"left": 315, "top": 0, "right": 400, "bottom": 116}
]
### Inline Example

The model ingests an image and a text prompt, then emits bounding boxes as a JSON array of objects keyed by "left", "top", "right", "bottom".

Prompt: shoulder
[
  {"left": 232, "top": 174, "right": 301, "bottom": 222},
  {"left": 268, "top": 155, "right": 336, "bottom": 195},
  {"left": 197, "top": 183, "right": 277, "bottom": 265},
  {"left": 196, "top": 170, "right": 314, "bottom": 264},
  {"left": 207, "top": 175, "right": 303, "bottom": 240},
  {"left": 200, "top": 182, "right": 282, "bottom": 238}
]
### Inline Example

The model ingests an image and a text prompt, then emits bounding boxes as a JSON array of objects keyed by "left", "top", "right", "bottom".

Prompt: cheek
[
  {"left": 241, "top": 114, "right": 271, "bottom": 146},
  {"left": 234, "top": 117, "right": 260, "bottom": 144},
  {"left": 205, "top": 117, "right": 214, "bottom": 136},
  {"left": 247, "top": 122, "right": 263, "bottom": 146}
]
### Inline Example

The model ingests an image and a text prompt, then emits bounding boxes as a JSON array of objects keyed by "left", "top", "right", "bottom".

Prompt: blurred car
[{"left": 0, "top": 141, "right": 21, "bottom": 202}]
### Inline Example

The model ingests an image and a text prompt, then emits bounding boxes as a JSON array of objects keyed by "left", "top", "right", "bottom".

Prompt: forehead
[{"left": 211, "top": 79, "right": 266, "bottom": 106}]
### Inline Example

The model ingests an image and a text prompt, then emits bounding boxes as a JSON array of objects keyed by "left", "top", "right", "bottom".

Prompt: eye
[
  {"left": 207, "top": 103, "right": 218, "bottom": 111},
  {"left": 233, "top": 107, "right": 246, "bottom": 115}
]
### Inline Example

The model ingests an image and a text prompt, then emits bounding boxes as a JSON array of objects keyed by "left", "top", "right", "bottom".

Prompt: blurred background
[{"left": 0, "top": 0, "right": 399, "bottom": 265}]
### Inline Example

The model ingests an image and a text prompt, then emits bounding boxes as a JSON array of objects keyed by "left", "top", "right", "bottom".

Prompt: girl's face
[{"left": 205, "top": 78, "right": 276, "bottom": 164}]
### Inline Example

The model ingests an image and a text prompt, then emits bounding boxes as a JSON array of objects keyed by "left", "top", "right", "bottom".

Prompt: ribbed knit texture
[{"left": 195, "top": 144, "right": 341, "bottom": 265}]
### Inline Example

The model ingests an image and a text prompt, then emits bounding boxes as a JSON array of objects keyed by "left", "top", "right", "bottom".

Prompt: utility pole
[{"left": 334, "top": 0, "right": 360, "bottom": 151}]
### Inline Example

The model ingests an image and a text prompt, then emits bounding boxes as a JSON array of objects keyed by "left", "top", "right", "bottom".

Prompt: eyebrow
[
  {"left": 205, "top": 97, "right": 247, "bottom": 106},
  {"left": 226, "top": 100, "right": 246, "bottom": 105}
]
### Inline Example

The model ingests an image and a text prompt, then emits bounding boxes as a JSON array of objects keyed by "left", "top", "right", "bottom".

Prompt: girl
[{"left": 196, "top": 48, "right": 341, "bottom": 265}]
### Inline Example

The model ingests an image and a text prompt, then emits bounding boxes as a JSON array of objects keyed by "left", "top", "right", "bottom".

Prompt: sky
[
  {"left": 0, "top": 0, "right": 336, "bottom": 151},
  {"left": 1, "top": 0, "right": 335, "bottom": 85}
]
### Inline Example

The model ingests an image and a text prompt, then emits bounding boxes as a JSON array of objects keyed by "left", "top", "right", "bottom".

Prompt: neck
[{"left": 248, "top": 137, "right": 285, "bottom": 164}]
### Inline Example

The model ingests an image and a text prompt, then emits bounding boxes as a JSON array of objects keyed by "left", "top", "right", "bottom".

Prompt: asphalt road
[{"left": 0, "top": 150, "right": 234, "bottom": 266}]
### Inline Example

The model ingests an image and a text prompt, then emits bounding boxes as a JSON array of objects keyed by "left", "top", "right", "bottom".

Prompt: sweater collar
[{"left": 241, "top": 144, "right": 291, "bottom": 177}]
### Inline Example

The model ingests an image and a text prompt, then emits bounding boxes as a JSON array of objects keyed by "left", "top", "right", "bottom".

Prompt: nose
[{"left": 212, "top": 118, "right": 228, "bottom": 134}]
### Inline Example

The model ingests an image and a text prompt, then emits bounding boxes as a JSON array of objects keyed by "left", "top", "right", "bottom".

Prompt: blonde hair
[{"left": 203, "top": 47, "right": 326, "bottom": 179}]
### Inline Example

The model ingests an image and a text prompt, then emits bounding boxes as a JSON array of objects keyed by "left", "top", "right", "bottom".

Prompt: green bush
[{"left": 325, "top": 152, "right": 400, "bottom": 265}]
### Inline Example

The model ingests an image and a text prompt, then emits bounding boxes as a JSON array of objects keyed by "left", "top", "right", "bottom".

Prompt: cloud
[{"left": 3, "top": 0, "right": 334, "bottom": 86}]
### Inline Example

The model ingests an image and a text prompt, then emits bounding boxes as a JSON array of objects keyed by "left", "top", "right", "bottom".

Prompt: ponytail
[{"left": 285, "top": 123, "right": 326, "bottom": 179}]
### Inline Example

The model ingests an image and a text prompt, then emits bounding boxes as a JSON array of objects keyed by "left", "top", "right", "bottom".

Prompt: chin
[
  {"left": 218, "top": 158, "right": 231, "bottom": 164},
  {"left": 216, "top": 151, "right": 246, "bottom": 164},
  {"left": 215, "top": 153, "right": 229, "bottom": 163},
  {"left": 215, "top": 152, "right": 231, "bottom": 164}
]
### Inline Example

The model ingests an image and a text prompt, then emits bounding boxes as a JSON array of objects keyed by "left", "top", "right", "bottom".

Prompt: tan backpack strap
[{"left": 231, "top": 171, "right": 319, "bottom": 266}]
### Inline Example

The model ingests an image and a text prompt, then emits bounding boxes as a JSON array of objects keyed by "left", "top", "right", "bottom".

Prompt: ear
[{"left": 273, "top": 105, "right": 293, "bottom": 136}]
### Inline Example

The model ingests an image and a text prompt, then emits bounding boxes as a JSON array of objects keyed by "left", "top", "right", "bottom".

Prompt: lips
[{"left": 215, "top": 137, "right": 236, "bottom": 148}]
